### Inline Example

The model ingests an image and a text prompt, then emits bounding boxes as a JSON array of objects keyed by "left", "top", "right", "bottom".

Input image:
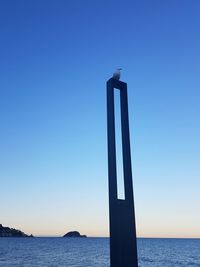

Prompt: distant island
[
  {"left": 0, "top": 224, "right": 33, "bottom": 237},
  {"left": 63, "top": 231, "right": 87, "bottom": 238}
]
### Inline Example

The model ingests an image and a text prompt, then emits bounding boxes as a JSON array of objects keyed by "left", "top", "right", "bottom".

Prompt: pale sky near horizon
[{"left": 0, "top": 0, "right": 200, "bottom": 238}]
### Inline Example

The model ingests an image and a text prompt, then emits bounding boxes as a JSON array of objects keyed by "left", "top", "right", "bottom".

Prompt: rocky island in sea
[
  {"left": 63, "top": 231, "right": 87, "bottom": 238},
  {"left": 0, "top": 224, "right": 33, "bottom": 237}
]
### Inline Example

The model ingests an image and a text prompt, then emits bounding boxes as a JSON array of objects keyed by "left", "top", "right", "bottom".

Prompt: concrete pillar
[{"left": 107, "top": 78, "right": 138, "bottom": 267}]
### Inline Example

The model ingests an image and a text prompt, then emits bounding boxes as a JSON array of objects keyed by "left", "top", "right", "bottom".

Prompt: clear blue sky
[{"left": 0, "top": 0, "right": 200, "bottom": 237}]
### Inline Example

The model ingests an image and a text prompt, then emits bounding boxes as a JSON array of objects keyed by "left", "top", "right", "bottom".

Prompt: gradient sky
[{"left": 0, "top": 0, "right": 200, "bottom": 237}]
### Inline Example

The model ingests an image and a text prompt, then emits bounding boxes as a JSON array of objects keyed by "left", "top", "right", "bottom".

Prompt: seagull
[{"left": 113, "top": 68, "right": 122, "bottom": 80}]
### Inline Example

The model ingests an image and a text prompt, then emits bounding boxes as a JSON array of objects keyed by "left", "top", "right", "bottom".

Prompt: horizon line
[{"left": 34, "top": 235, "right": 200, "bottom": 239}]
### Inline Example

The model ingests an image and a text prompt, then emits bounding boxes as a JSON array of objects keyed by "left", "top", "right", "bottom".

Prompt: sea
[{"left": 0, "top": 237, "right": 200, "bottom": 267}]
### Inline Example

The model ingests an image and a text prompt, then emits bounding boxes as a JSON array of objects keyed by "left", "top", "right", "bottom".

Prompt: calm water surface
[{"left": 0, "top": 237, "right": 200, "bottom": 267}]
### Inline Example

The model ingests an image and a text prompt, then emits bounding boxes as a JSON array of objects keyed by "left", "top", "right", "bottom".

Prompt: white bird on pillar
[{"left": 113, "top": 68, "right": 122, "bottom": 80}]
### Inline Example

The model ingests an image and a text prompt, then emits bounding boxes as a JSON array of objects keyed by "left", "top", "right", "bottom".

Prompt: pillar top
[{"left": 107, "top": 78, "right": 127, "bottom": 89}]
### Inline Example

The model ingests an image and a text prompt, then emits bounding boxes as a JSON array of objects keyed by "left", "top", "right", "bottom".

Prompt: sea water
[{"left": 0, "top": 237, "right": 200, "bottom": 267}]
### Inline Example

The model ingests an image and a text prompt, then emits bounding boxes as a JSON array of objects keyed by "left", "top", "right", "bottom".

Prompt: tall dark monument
[{"left": 107, "top": 77, "right": 138, "bottom": 267}]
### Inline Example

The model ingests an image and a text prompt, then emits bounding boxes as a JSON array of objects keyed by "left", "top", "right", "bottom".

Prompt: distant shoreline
[
  {"left": 1, "top": 224, "right": 199, "bottom": 239},
  {"left": 0, "top": 224, "right": 33, "bottom": 238}
]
